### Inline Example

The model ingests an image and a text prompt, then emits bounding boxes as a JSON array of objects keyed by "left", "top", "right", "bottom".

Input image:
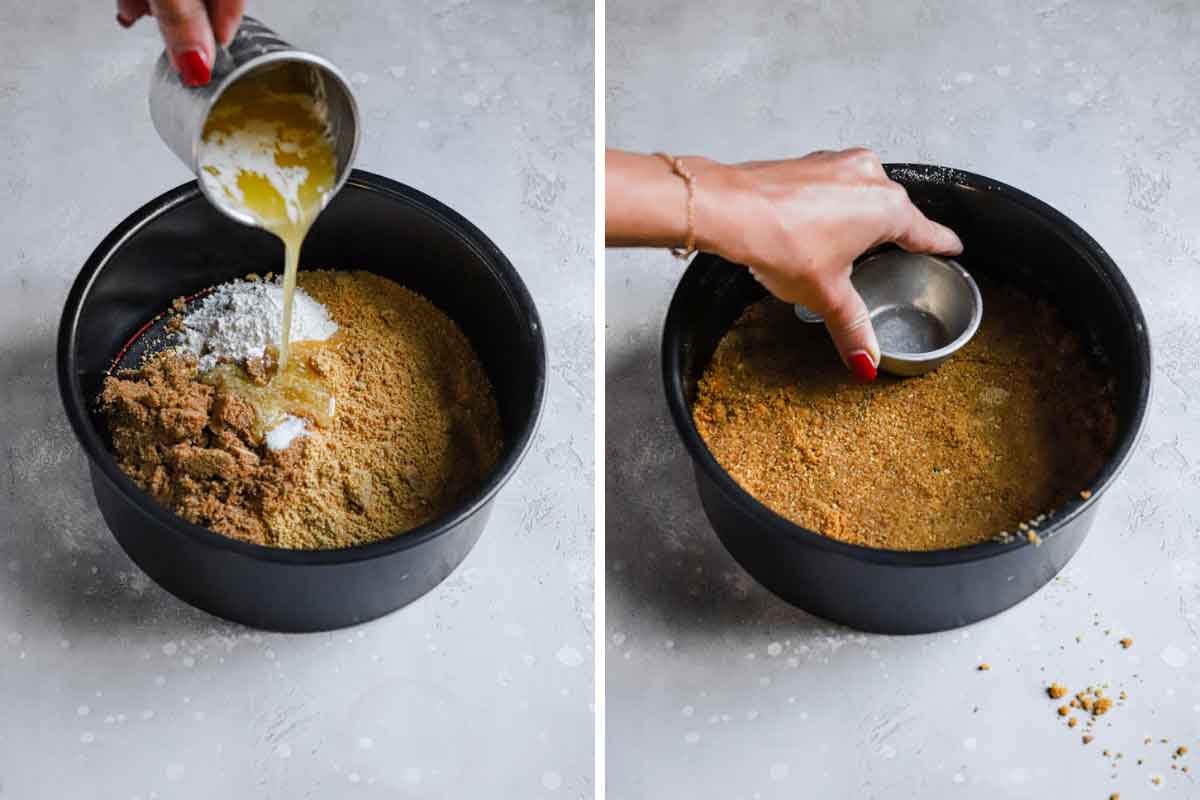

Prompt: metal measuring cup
[
  {"left": 793, "top": 250, "right": 983, "bottom": 376},
  {"left": 148, "top": 16, "right": 361, "bottom": 229}
]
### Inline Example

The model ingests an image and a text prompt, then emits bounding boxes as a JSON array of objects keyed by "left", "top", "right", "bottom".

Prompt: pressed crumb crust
[{"left": 692, "top": 278, "right": 1118, "bottom": 551}]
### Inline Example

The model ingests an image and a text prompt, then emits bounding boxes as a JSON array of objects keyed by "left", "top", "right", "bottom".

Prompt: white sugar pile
[
  {"left": 177, "top": 277, "right": 337, "bottom": 372},
  {"left": 264, "top": 414, "right": 311, "bottom": 452}
]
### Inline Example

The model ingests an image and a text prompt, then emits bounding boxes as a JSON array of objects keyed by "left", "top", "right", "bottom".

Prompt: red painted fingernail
[
  {"left": 848, "top": 351, "right": 877, "bottom": 382},
  {"left": 177, "top": 49, "right": 211, "bottom": 87},
  {"left": 116, "top": 12, "right": 135, "bottom": 28}
]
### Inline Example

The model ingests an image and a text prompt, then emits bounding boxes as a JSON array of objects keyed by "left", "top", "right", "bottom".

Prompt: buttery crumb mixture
[
  {"left": 692, "top": 278, "right": 1118, "bottom": 550},
  {"left": 1037, "top": 624, "right": 1194, "bottom": 794},
  {"left": 99, "top": 270, "right": 503, "bottom": 549}
]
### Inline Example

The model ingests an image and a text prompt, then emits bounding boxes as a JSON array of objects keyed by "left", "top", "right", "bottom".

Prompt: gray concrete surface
[
  {"left": 0, "top": 2, "right": 593, "bottom": 798},
  {"left": 606, "top": 2, "right": 1200, "bottom": 798}
]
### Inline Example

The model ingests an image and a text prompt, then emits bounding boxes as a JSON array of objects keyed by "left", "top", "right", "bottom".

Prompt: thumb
[
  {"left": 149, "top": 0, "right": 216, "bottom": 87},
  {"left": 816, "top": 272, "right": 880, "bottom": 382}
]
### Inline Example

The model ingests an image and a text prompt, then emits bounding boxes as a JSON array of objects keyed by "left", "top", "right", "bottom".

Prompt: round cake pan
[
  {"left": 58, "top": 170, "right": 546, "bottom": 632},
  {"left": 662, "top": 163, "right": 1151, "bottom": 635}
]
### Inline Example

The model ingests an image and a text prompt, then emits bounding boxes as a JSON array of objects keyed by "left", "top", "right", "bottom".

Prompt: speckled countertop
[
  {"left": 0, "top": 1, "right": 593, "bottom": 798},
  {"left": 606, "top": 1, "right": 1200, "bottom": 798}
]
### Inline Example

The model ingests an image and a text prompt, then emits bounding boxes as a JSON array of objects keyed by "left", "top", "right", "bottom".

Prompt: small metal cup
[
  {"left": 794, "top": 250, "right": 983, "bottom": 376},
  {"left": 148, "top": 16, "right": 360, "bottom": 228}
]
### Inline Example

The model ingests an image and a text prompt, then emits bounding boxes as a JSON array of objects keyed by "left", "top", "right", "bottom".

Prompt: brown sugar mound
[
  {"left": 98, "top": 350, "right": 303, "bottom": 544},
  {"left": 692, "top": 277, "right": 1118, "bottom": 551}
]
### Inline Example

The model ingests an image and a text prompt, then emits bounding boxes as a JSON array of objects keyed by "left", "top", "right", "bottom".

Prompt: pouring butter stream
[
  {"left": 195, "top": 63, "right": 338, "bottom": 437},
  {"left": 198, "top": 62, "right": 337, "bottom": 371}
]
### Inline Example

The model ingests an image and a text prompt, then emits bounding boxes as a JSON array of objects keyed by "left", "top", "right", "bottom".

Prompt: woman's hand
[
  {"left": 605, "top": 148, "right": 963, "bottom": 381},
  {"left": 117, "top": 0, "right": 246, "bottom": 87},
  {"left": 692, "top": 149, "right": 962, "bottom": 379}
]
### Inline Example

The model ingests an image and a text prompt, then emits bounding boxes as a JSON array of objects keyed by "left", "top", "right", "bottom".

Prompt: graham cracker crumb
[
  {"left": 691, "top": 281, "right": 1117, "bottom": 550},
  {"left": 262, "top": 270, "right": 503, "bottom": 549}
]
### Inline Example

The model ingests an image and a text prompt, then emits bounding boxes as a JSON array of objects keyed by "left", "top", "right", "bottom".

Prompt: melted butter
[
  {"left": 199, "top": 61, "right": 337, "bottom": 371},
  {"left": 202, "top": 340, "right": 335, "bottom": 441},
  {"left": 196, "top": 62, "right": 339, "bottom": 440}
]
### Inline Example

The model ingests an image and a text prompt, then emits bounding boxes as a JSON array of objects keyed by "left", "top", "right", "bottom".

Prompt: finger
[
  {"left": 117, "top": 0, "right": 150, "bottom": 27},
  {"left": 206, "top": 0, "right": 245, "bottom": 46},
  {"left": 890, "top": 192, "right": 964, "bottom": 256},
  {"left": 816, "top": 272, "right": 880, "bottom": 382},
  {"left": 149, "top": 0, "right": 216, "bottom": 86}
]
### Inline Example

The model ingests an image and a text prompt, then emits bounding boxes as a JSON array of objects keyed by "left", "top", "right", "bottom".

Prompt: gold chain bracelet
[{"left": 654, "top": 152, "right": 697, "bottom": 259}]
